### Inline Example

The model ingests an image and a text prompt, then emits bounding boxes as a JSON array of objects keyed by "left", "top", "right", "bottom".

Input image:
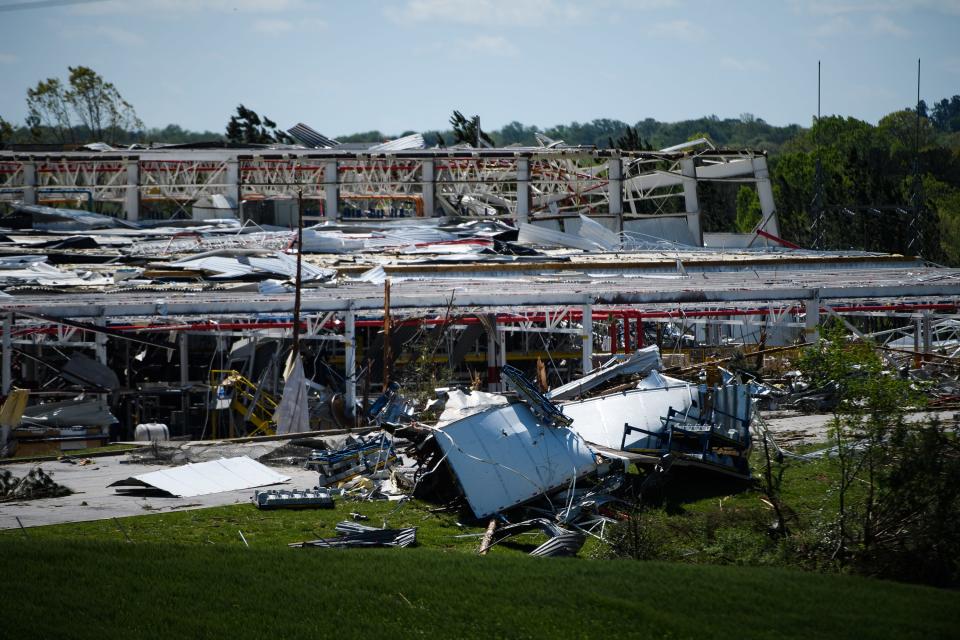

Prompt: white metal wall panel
[{"left": 434, "top": 403, "right": 597, "bottom": 518}]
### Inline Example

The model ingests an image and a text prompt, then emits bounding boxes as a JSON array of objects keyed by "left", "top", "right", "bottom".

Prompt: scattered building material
[
  {"left": 489, "top": 518, "right": 586, "bottom": 558},
  {"left": 290, "top": 520, "right": 416, "bottom": 548},
  {"left": 306, "top": 434, "right": 397, "bottom": 486},
  {"left": 1, "top": 467, "right": 72, "bottom": 502},
  {"left": 547, "top": 346, "right": 662, "bottom": 401}
]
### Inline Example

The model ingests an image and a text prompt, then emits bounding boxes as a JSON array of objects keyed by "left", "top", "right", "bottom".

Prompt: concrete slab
[
  {"left": 760, "top": 410, "right": 960, "bottom": 446},
  {"left": 0, "top": 455, "right": 319, "bottom": 530}
]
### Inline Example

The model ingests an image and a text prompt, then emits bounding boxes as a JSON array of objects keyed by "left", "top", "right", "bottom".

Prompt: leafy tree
[
  {"left": 734, "top": 185, "right": 762, "bottom": 232},
  {"left": 0, "top": 116, "right": 13, "bottom": 146},
  {"left": 930, "top": 95, "right": 960, "bottom": 133},
  {"left": 608, "top": 125, "right": 650, "bottom": 151},
  {"left": 25, "top": 67, "right": 142, "bottom": 144},
  {"left": 225, "top": 104, "right": 293, "bottom": 144},
  {"left": 26, "top": 77, "right": 73, "bottom": 142},
  {"left": 449, "top": 110, "right": 494, "bottom": 147}
]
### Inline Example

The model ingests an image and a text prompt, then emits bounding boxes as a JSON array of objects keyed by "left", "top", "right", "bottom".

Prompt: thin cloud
[
  {"left": 385, "top": 0, "right": 580, "bottom": 26},
  {"left": 252, "top": 18, "right": 294, "bottom": 34},
  {"left": 870, "top": 14, "right": 911, "bottom": 36},
  {"left": 60, "top": 25, "right": 144, "bottom": 45},
  {"left": 464, "top": 34, "right": 518, "bottom": 56},
  {"left": 719, "top": 57, "right": 770, "bottom": 73},
  {"left": 70, "top": 0, "right": 302, "bottom": 15},
  {"left": 645, "top": 19, "right": 705, "bottom": 41},
  {"left": 795, "top": 0, "right": 960, "bottom": 15},
  {"left": 0, "top": 53, "right": 18, "bottom": 64}
]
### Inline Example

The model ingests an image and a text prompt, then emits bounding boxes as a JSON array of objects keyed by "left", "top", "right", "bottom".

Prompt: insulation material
[
  {"left": 109, "top": 456, "right": 290, "bottom": 497},
  {"left": 433, "top": 402, "right": 597, "bottom": 518}
]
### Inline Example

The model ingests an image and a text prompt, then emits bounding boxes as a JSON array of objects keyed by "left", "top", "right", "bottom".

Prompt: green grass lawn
[
  {"left": 1, "top": 537, "right": 957, "bottom": 640},
  {"left": 3, "top": 445, "right": 956, "bottom": 638}
]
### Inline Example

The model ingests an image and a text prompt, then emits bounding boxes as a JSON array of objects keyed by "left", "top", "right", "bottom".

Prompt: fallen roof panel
[{"left": 108, "top": 456, "right": 290, "bottom": 497}]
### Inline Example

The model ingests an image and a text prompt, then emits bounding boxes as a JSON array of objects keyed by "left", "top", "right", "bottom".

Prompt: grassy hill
[{"left": 1, "top": 537, "right": 957, "bottom": 639}]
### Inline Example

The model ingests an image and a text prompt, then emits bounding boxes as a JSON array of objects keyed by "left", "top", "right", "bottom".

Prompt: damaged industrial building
[{"left": 2, "top": 132, "right": 959, "bottom": 553}]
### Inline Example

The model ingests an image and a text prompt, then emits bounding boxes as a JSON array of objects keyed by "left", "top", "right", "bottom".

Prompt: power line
[{"left": 0, "top": 0, "right": 109, "bottom": 13}]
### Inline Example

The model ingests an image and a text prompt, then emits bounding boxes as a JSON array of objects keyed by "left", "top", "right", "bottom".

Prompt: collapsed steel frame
[
  {"left": 4, "top": 261, "right": 960, "bottom": 419},
  {"left": 0, "top": 147, "right": 780, "bottom": 243}
]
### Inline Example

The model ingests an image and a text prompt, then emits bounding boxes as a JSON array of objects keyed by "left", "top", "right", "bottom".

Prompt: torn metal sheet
[
  {"left": 290, "top": 521, "right": 416, "bottom": 548},
  {"left": 547, "top": 346, "right": 662, "bottom": 401},
  {"left": 577, "top": 214, "right": 619, "bottom": 250},
  {"left": 490, "top": 518, "right": 586, "bottom": 557},
  {"left": 21, "top": 399, "right": 118, "bottom": 428},
  {"left": 15, "top": 203, "right": 139, "bottom": 231},
  {"left": 61, "top": 353, "right": 120, "bottom": 391},
  {"left": 168, "top": 252, "right": 334, "bottom": 281},
  {"left": 108, "top": 456, "right": 290, "bottom": 497},
  {"left": 516, "top": 222, "right": 598, "bottom": 251},
  {"left": 433, "top": 402, "right": 597, "bottom": 519}
]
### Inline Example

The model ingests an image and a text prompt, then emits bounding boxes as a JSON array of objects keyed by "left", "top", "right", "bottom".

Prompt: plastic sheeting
[{"left": 273, "top": 353, "right": 310, "bottom": 435}]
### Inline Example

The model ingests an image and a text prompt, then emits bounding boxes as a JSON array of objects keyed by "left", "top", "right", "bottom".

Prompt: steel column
[
  {"left": 124, "top": 159, "right": 140, "bottom": 222},
  {"left": 22, "top": 162, "right": 37, "bottom": 205},
  {"left": 680, "top": 157, "right": 702, "bottom": 246},
  {"left": 2, "top": 313, "right": 11, "bottom": 395},
  {"left": 516, "top": 158, "right": 530, "bottom": 224},
  {"left": 421, "top": 159, "right": 436, "bottom": 217},
  {"left": 608, "top": 157, "right": 623, "bottom": 231},
  {"left": 581, "top": 304, "right": 593, "bottom": 373},
  {"left": 225, "top": 159, "right": 240, "bottom": 215},
  {"left": 344, "top": 309, "right": 356, "bottom": 417},
  {"left": 753, "top": 156, "right": 781, "bottom": 238},
  {"left": 324, "top": 160, "right": 339, "bottom": 222},
  {"left": 805, "top": 297, "right": 820, "bottom": 342}
]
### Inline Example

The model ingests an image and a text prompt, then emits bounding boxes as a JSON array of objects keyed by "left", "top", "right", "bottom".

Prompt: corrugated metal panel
[
  {"left": 369, "top": 133, "right": 425, "bottom": 151},
  {"left": 434, "top": 403, "right": 596, "bottom": 518},
  {"left": 287, "top": 123, "right": 338, "bottom": 149},
  {"left": 111, "top": 456, "right": 290, "bottom": 497}
]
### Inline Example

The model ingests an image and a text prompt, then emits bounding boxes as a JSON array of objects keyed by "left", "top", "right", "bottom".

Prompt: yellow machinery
[{"left": 209, "top": 370, "right": 279, "bottom": 438}]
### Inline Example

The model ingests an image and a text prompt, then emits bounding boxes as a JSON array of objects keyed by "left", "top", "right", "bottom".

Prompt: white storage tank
[{"left": 134, "top": 423, "right": 170, "bottom": 442}]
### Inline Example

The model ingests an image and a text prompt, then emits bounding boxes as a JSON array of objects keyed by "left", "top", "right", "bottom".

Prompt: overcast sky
[{"left": 0, "top": 0, "right": 957, "bottom": 136}]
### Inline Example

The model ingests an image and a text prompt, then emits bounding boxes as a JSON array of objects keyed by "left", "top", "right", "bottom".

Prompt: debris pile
[
  {"left": 290, "top": 521, "right": 417, "bottom": 549},
  {"left": 281, "top": 347, "right": 759, "bottom": 557},
  {"left": 0, "top": 467, "right": 72, "bottom": 502}
]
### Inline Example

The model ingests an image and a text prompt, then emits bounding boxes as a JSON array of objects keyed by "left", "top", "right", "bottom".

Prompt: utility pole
[{"left": 292, "top": 188, "right": 304, "bottom": 357}]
